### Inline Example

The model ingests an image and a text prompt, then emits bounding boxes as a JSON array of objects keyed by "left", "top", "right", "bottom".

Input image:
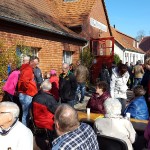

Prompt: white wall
[
  {"left": 114, "top": 43, "right": 124, "bottom": 62},
  {"left": 114, "top": 42, "right": 145, "bottom": 65}
]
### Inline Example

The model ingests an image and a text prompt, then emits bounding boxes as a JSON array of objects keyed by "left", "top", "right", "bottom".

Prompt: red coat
[
  {"left": 49, "top": 76, "right": 59, "bottom": 101},
  {"left": 18, "top": 64, "right": 37, "bottom": 96},
  {"left": 86, "top": 92, "right": 111, "bottom": 114},
  {"left": 32, "top": 90, "right": 58, "bottom": 130}
]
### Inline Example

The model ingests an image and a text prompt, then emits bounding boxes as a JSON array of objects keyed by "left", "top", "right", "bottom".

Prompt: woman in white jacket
[{"left": 110, "top": 64, "right": 129, "bottom": 114}]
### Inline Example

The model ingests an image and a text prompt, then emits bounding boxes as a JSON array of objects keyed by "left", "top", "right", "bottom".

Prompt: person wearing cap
[{"left": 49, "top": 69, "right": 59, "bottom": 101}]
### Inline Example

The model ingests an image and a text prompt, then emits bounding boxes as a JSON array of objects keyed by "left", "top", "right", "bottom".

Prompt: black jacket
[
  {"left": 59, "top": 71, "right": 77, "bottom": 102},
  {"left": 32, "top": 90, "right": 58, "bottom": 130},
  {"left": 34, "top": 67, "right": 43, "bottom": 89}
]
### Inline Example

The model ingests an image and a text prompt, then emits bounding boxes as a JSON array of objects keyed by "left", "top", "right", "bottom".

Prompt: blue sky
[{"left": 104, "top": 0, "right": 150, "bottom": 38}]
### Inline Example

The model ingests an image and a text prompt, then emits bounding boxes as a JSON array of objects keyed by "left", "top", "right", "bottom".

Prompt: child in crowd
[{"left": 49, "top": 70, "right": 59, "bottom": 101}]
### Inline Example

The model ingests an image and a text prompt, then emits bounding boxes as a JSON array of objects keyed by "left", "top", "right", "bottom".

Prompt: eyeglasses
[{"left": 0, "top": 112, "right": 11, "bottom": 114}]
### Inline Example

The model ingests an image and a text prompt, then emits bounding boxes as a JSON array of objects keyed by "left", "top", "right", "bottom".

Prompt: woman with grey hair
[{"left": 94, "top": 98, "right": 136, "bottom": 150}]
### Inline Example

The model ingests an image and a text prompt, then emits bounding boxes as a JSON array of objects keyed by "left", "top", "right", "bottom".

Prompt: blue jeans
[
  {"left": 76, "top": 82, "right": 86, "bottom": 102},
  {"left": 133, "top": 78, "right": 142, "bottom": 88},
  {"left": 19, "top": 93, "right": 32, "bottom": 126}
]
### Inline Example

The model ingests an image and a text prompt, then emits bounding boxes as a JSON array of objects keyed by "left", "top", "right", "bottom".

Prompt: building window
[
  {"left": 16, "top": 45, "right": 40, "bottom": 64},
  {"left": 63, "top": 51, "right": 72, "bottom": 64}
]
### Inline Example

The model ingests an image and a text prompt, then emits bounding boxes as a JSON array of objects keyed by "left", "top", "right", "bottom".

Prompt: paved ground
[{"left": 74, "top": 89, "right": 134, "bottom": 111}]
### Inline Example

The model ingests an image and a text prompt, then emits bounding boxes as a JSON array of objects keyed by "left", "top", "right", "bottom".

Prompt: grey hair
[
  {"left": 0, "top": 102, "right": 20, "bottom": 120},
  {"left": 104, "top": 98, "right": 121, "bottom": 115},
  {"left": 63, "top": 63, "right": 69, "bottom": 69},
  {"left": 23, "top": 55, "right": 30, "bottom": 61},
  {"left": 41, "top": 79, "right": 52, "bottom": 91}
]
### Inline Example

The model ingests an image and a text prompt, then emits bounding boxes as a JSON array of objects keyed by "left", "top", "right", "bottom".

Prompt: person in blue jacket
[{"left": 124, "top": 85, "right": 149, "bottom": 120}]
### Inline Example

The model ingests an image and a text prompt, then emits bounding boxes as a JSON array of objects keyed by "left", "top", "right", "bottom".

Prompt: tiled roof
[
  {"left": 111, "top": 27, "right": 145, "bottom": 54},
  {"left": 0, "top": 0, "right": 86, "bottom": 41},
  {"left": 50, "top": 0, "right": 96, "bottom": 27},
  {"left": 139, "top": 36, "right": 150, "bottom": 52}
]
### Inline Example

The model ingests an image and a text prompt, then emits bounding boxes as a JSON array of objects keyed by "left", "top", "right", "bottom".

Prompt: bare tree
[{"left": 135, "top": 30, "right": 145, "bottom": 41}]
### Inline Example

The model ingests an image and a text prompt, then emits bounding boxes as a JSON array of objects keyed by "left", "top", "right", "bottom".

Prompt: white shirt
[{"left": 0, "top": 121, "right": 33, "bottom": 150}]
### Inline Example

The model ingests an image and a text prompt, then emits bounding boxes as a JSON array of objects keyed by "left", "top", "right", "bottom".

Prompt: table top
[
  {"left": 78, "top": 111, "right": 148, "bottom": 123},
  {"left": 77, "top": 111, "right": 148, "bottom": 132}
]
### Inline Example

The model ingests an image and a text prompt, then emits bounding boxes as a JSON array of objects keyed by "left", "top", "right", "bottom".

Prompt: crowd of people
[{"left": 1, "top": 56, "right": 150, "bottom": 149}]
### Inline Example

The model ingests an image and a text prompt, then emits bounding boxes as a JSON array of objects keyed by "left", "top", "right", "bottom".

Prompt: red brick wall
[
  {"left": 0, "top": 25, "right": 83, "bottom": 76},
  {"left": 81, "top": 0, "right": 111, "bottom": 39}
]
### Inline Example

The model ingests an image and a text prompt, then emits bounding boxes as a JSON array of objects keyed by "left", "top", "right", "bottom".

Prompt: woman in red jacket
[
  {"left": 86, "top": 81, "right": 110, "bottom": 114},
  {"left": 49, "top": 70, "right": 59, "bottom": 101}
]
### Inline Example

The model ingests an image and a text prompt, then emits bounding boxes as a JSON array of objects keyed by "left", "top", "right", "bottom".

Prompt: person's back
[
  {"left": 95, "top": 117, "right": 135, "bottom": 150},
  {"left": 32, "top": 80, "right": 58, "bottom": 130},
  {"left": 133, "top": 64, "right": 144, "bottom": 78},
  {"left": 3, "top": 70, "right": 20, "bottom": 95},
  {"left": 74, "top": 64, "right": 89, "bottom": 83},
  {"left": 49, "top": 70, "right": 59, "bottom": 101},
  {"left": 18, "top": 63, "right": 37, "bottom": 96},
  {"left": 52, "top": 104, "right": 99, "bottom": 150},
  {"left": 53, "top": 123, "right": 98, "bottom": 150},
  {"left": 99, "top": 64, "right": 110, "bottom": 84},
  {"left": 94, "top": 98, "right": 136, "bottom": 150}
]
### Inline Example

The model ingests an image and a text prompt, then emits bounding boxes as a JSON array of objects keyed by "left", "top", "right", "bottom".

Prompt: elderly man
[
  {"left": 32, "top": 79, "right": 58, "bottom": 148},
  {"left": 32, "top": 79, "right": 58, "bottom": 131},
  {"left": 0, "top": 101, "right": 33, "bottom": 150},
  {"left": 18, "top": 56, "right": 38, "bottom": 126},
  {"left": 52, "top": 104, "right": 99, "bottom": 150},
  {"left": 59, "top": 63, "right": 77, "bottom": 107}
]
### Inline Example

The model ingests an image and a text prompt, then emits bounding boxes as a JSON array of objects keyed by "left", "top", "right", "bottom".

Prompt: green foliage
[
  {"left": 80, "top": 46, "right": 94, "bottom": 69},
  {"left": 0, "top": 40, "right": 32, "bottom": 94},
  {"left": 114, "top": 53, "right": 121, "bottom": 65}
]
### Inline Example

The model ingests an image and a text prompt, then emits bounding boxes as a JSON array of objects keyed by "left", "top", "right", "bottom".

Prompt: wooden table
[{"left": 77, "top": 111, "right": 148, "bottom": 132}]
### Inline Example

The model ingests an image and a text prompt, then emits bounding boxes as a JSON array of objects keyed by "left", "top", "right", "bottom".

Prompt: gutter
[
  {"left": 0, "top": 15, "right": 87, "bottom": 42},
  {"left": 81, "top": 41, "right": 89, "bottom": 64}
]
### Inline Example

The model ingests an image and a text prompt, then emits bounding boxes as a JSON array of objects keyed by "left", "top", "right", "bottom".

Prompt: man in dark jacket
[
  {"left": 32, "top": 79, "right": 58, "bottom": 131},
  {"left": 59, "top": 63, "right": 77, "bottom": 107},
  {"left": 32, "top": 79, "right": 58, "bottom": 148},
  {"left": 33, "top": 56, "right": 43, "bottom": 90}
]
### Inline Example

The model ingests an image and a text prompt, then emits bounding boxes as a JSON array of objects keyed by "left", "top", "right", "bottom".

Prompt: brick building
[
  {"left": 0, "top": 0, "right": 87, "bottom": 76},
  {"left": 0, "top": 0, "right": 113, "bottom": 78}
]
